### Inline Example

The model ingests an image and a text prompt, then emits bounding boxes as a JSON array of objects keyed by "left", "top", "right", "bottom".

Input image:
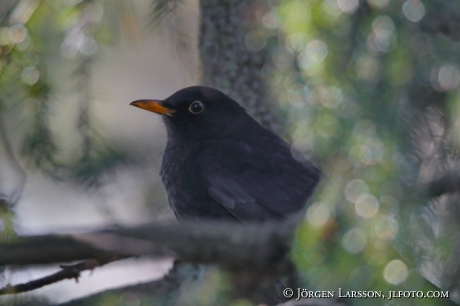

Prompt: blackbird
[{"left": 130, "top": 86, "right": 321, "bottom": 223}]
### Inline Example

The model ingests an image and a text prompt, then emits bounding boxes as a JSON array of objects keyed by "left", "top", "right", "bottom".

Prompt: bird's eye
[{"left": 189, "top": 101, "right": 204, "bottom": 114}]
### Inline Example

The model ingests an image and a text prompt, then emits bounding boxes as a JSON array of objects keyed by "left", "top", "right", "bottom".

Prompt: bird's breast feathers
[{"left": 161, "top": 137, "right": 320, "bottom": 222}]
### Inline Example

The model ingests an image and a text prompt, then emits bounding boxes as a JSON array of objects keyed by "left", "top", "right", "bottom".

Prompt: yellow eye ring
[{"left": 189, "top": 101, "right": 204, "bottom": 114}]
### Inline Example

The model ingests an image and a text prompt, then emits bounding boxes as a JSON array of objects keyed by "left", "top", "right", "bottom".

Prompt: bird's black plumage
[{"left": 131, "top": 86, "right": 321, "bottom": 223}]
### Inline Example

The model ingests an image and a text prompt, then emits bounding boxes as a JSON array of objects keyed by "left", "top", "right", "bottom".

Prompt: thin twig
[{"left": 0, "top": 258, "right": 120, "bottom": 295}]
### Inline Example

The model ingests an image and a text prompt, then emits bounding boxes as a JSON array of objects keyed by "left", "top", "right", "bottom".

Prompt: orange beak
[{"left": 130, "top": 100, "right": 175, "bottom": 117}]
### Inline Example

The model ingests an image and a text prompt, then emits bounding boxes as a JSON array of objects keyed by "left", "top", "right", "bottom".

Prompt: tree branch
[
  {"left": 0, "top": 219, "right": 298, "bottom": 300},
  {"left": 0, "top": 259, "right": 118, "bottom": 295},
  {"left": 1, "top": 220, "right": 296, "bottom": 267}
]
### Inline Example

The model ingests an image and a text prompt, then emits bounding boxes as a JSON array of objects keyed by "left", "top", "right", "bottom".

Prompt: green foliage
[
  {"left": 0, "top": 205, "right": 16, "bottom": 243},
  {"left": 275, "top": 0, "right": 460, "bottom": 303},
  {"left": 0, "top": 0, "right": 128, "bottom": 187}
]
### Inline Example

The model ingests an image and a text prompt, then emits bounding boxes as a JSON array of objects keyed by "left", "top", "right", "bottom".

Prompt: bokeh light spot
[
  {"left": 307, "top": 202, "right": 330, "bottom": 228},
  {"left": 287, "top": 33, "right": 308, "bottom": 52},
  {"left": 337, "top": 0, "right": 360, "bottom": 14},
  {"left": 367, "top": 16, "right": 396, "bottom": 54},
  {"left": 322, "top": 0, "right": 342, "bottom": 20},
  {"left": 383, "top": 260, "right": 408, "bottom": 285},
  {"left": 342, "top": 228, "right": 367, "bottom": 253},
  {"left": 438, "top": 65, "right": 460, "bottom": 91},
  {"left": 345, "top": 179, "right": 369, "bottom": 203},
  {"left": 318, "top": 86, "right": 343, "bottom": 109},
  {"left": 299, "top": 40, "right": 328, "bottom": 71},
  {"left": 262, "top": 10, "right": 280, "bottom": 29},
  {"left": 402, "top": 0, "right": 425, "bottom": 22},
  {"left": 9, "top": 24, "right": 28, "bottom": 44},
  {"left": 355, "top": 194, "right": 379, "bottom": 218},
  {"left": 374, "top": 15, "right": 394, "bottom": 35},
  {"left": 360, "top": 139, "right": 384, "bottom": 165},
  {"left": 21, "top": 66, "right": 40, "bottom": 85}
]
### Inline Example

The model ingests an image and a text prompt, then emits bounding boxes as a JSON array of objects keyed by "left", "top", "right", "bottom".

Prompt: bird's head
[{"left": 130, "top": 86, "right": 249, "bottom": 140}]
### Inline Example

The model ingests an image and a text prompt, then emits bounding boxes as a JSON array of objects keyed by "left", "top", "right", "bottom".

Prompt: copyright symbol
[{"left": 283, "top": 288, "right": 294, "bottom": 298}]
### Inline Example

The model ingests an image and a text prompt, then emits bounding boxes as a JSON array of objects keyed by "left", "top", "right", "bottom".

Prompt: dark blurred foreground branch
[
  {"left": 0, "top": 220, "right": 298, "bottom": 301},
  {"left": 0, "top": 221, "right": 296, "bottom": 267},
  {"left": 424, "top": 171, "right": 460, "bottom": 198}
]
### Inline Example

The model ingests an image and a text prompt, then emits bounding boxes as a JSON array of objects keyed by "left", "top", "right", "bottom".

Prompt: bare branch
[
  {"left": 1, "top": 220, "right": 296, "bottom": 267},
  {"left": 0, "top": 220, "right": 298, "bottom": 304},
  {"left": 0, "top": 258, "right": 118, "bottom": 295}
]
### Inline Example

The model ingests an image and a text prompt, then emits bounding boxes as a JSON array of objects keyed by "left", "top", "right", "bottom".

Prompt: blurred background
[{"left": 1, "top": 0, "right": 460, "bottom": 305}]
